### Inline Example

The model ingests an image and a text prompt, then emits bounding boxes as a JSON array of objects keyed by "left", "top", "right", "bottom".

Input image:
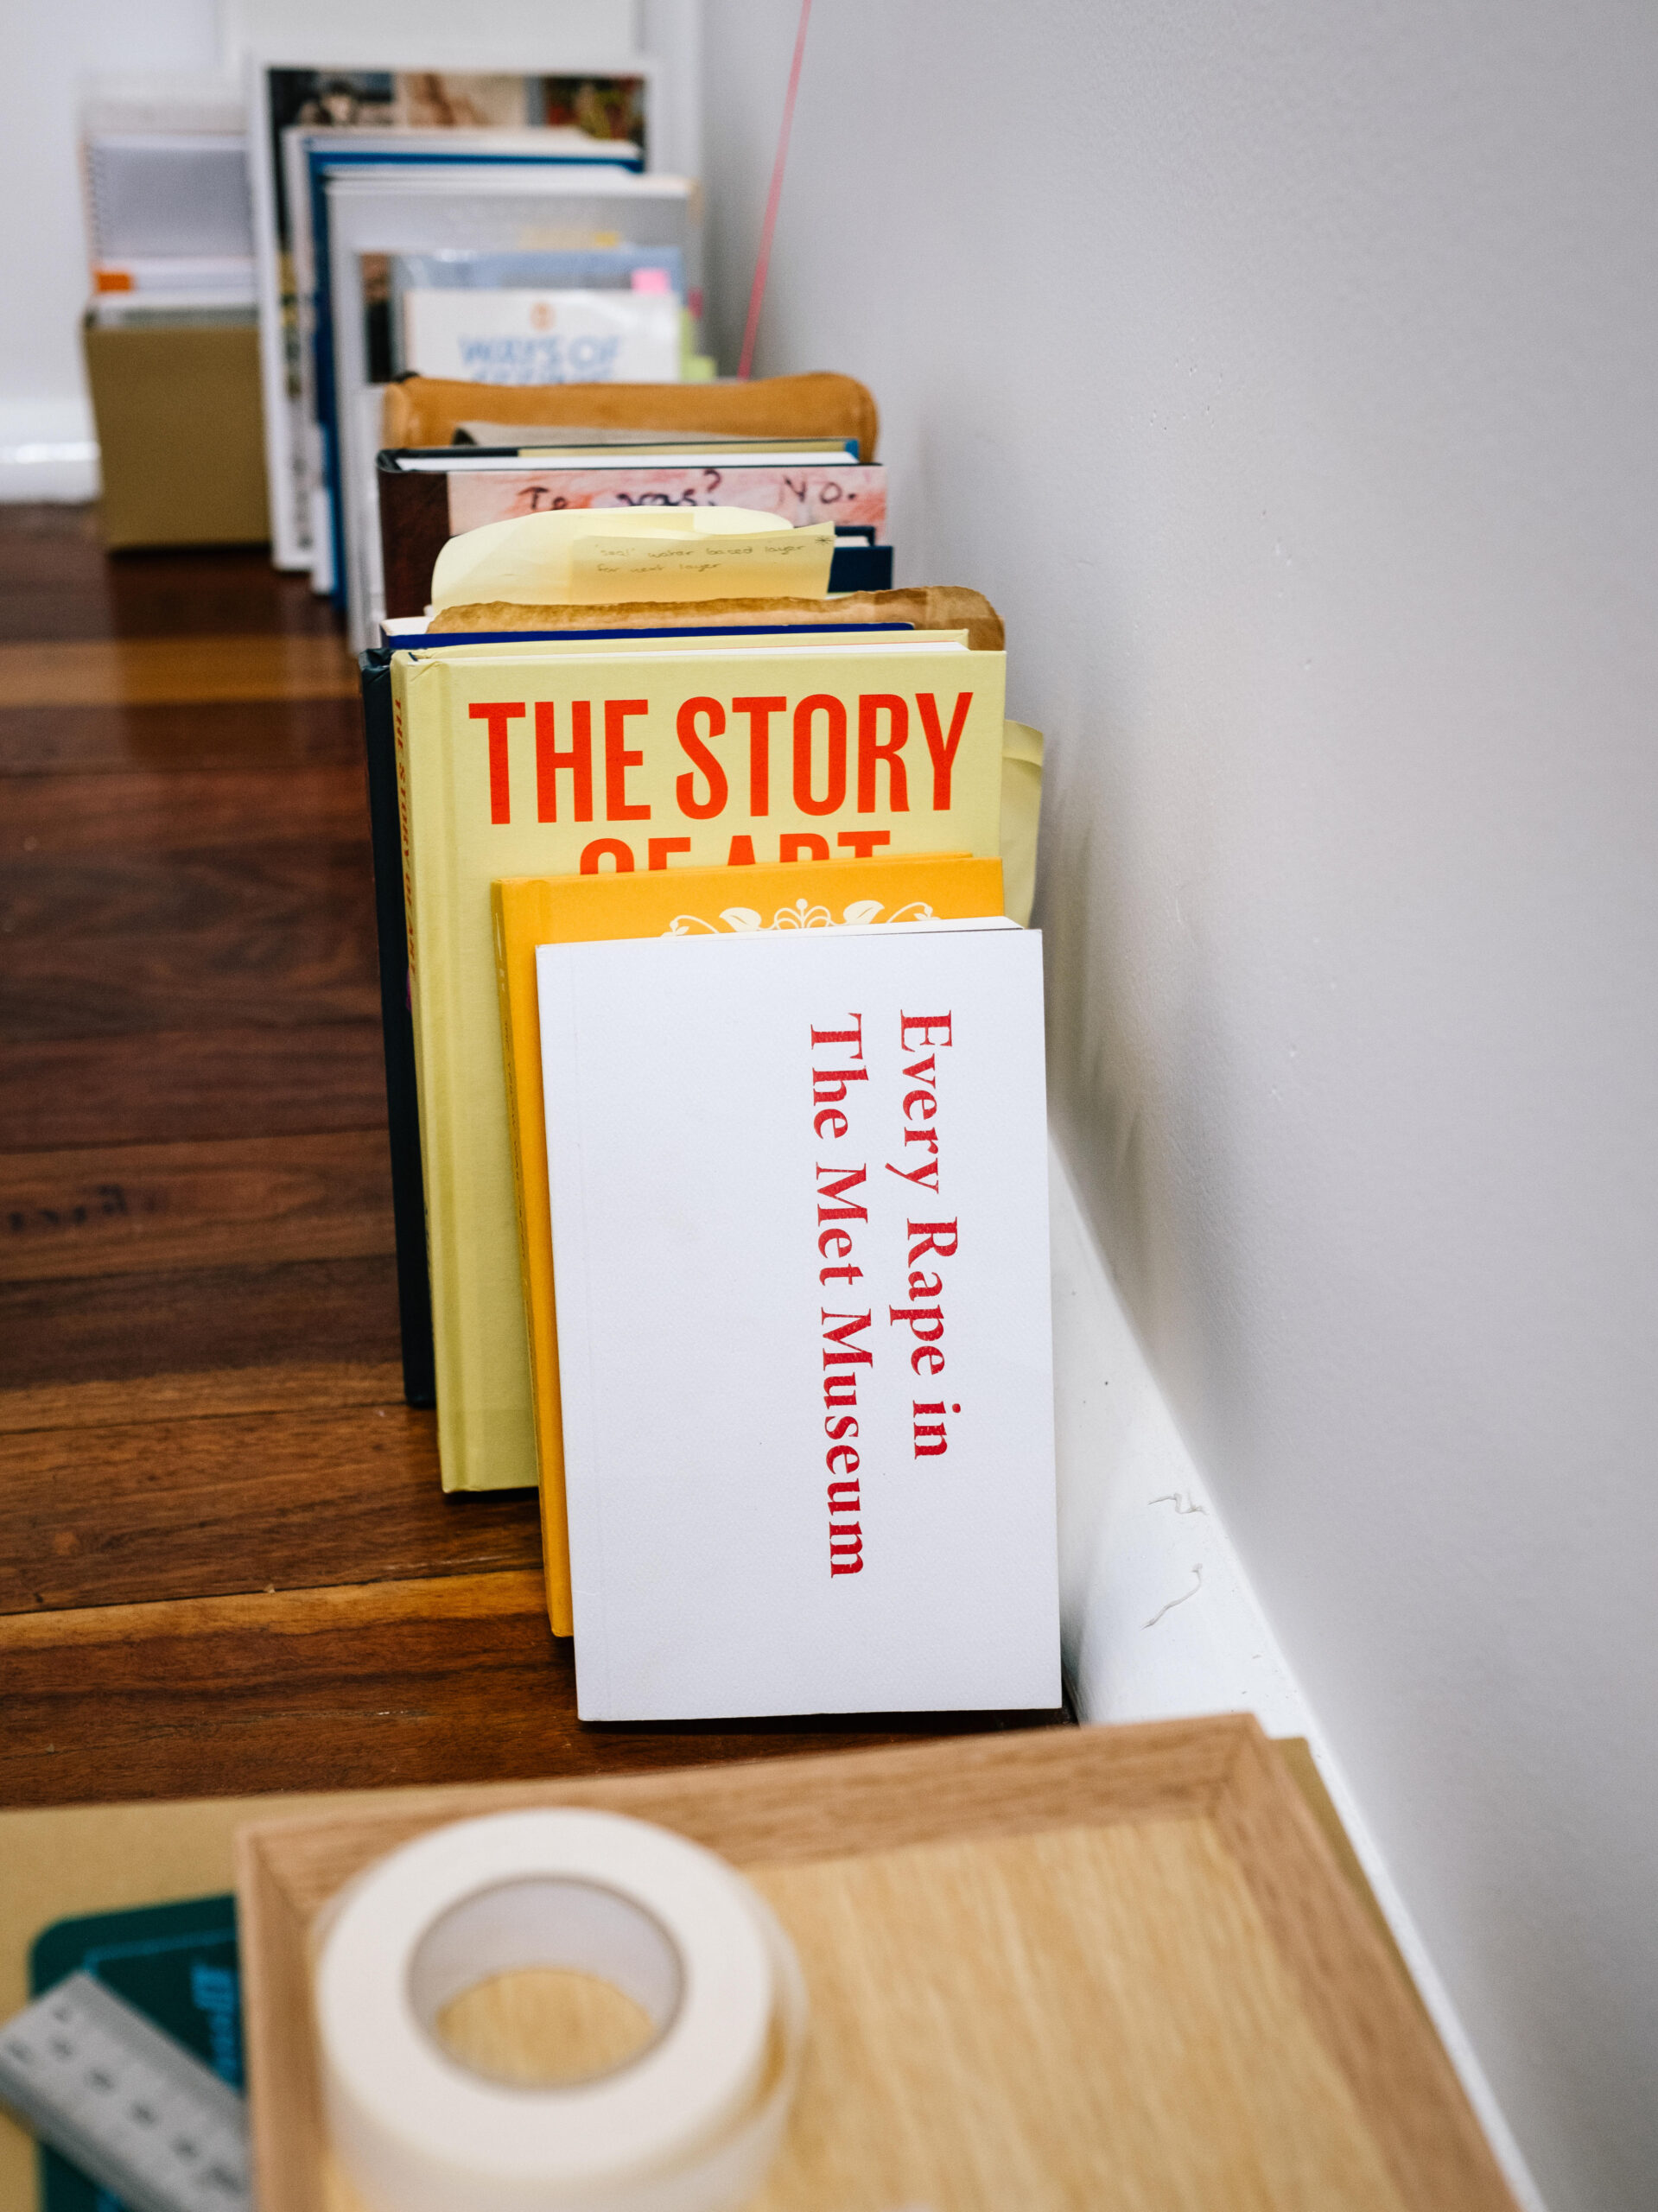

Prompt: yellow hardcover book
[
  {"left": 494, "top": 853, "right": 1006, "bottom": 1634},
  {"left": 393, "top": 631, "right": 1007, "bottom": 1494}
]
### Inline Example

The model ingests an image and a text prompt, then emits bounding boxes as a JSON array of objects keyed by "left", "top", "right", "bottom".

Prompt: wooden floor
[{"left": 0, "top": 509, "right": 1039, "bottom": 1808}]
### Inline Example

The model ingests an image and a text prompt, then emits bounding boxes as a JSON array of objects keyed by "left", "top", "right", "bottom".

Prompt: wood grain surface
[
  {"left": 3, "top": 766, "right": 372, "bottom": 851},
  {"left": 0, "top": 1254, "right": 403, "bottom": 1389},
  {"left": 0, "top": 700, "right": 364, "bottom": 775},
  {"left": 3, "top": 931, "right": 378, "bottom": 1041},
  {"left": 746, "top": 1825, "right": 1410, "bottom": 2211},
  {"left": 0, "top": 1023, "right": 391, "bottom": 1150},
  {"left": 0, "top": 1402, "right": 543, "bottom": 1613},
  {"left": 238, "top": 1719, "right": 1517, "bottom": 2212},
  {"left": 0, "top": 515, "right": 338, "bottom": 643},
  {"left": 2, "top": 855, "right": 378, "bottom": 1039},
  {"left": 0, "top": 1130, "right": 394, "bottom": 1283},
  {"left": 0, "top": 1738, "right": 1416, "bottom": 2212},
  {"left": 0, "top": 634, "right": 356, "bottom": 706},
  {"left": 1, "top": 1569, "right": 1038, "bottom": 1808},
  {"left": 0, "top": 1358, "right": 403, "bottom": 1433}
]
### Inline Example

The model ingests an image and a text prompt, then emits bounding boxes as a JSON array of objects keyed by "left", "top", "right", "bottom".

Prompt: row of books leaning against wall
[
  {"left": 370, "top": 369, "right": 1061, "bottom": 1727},
  {"left": 80, "top": 58, "right": 707, "bottom": 565}
]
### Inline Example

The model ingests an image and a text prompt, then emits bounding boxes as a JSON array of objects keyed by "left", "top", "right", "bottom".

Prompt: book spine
[
  {"left": 491, "top": 883, "right": 534, "bottom": 1402},
  {"left": 827, "top": 543, "right": 893, "bottom": 594},
  {"left": 361, "top": 655, "right": 435, "bottom": 1407},
  {"left": 493, "top": 888, "right": 575, "bottom": 1637},
  {"left": 406, "top": 658, "right": 472, "bottom": 1491},
  {"left": 393, "top": 654, "right": 453, "bottom": 1465},
  {"left": 379, "top": 466, "right": 449, "bottom": 621},
  {"left": 391, "top": 683, "right": 417, "bottom": 980}
]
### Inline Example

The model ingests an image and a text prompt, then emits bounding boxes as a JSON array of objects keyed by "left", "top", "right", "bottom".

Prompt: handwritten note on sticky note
[{"left": 565, "top": 524, "right": 836, "bottom": 604}]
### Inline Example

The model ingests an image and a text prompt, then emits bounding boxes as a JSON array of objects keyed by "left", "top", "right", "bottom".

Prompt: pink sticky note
[{"left": 631, "top": 267, "right": 673, "bottom": 295}]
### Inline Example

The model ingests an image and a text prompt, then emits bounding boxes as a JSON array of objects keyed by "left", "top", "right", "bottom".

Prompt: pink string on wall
[{"left": 736, "top": 0, "right": 814, "bottom": 381}]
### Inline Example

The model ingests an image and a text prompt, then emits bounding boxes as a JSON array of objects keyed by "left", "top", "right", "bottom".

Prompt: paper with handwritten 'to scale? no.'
[{"left": 565, "top": 523, "right": 835, "bottom": 603}]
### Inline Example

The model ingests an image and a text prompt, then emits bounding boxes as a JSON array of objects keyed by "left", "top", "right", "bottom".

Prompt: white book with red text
[{"left": 537, "top": 920, "right": 1059, "bottom": 1719}]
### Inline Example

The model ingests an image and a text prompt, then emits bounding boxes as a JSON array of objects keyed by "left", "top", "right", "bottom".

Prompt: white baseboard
[
  {"left": 0, "top": 400, "right": 99, "bottom": 503},
  {"left": 1047, "top": 1135, "right": 1548, "bottom": 2212}
]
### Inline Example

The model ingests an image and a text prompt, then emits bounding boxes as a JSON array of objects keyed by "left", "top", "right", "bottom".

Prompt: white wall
[{"left": 700, "top": 7, "right": 1658, "bottom": 2211}]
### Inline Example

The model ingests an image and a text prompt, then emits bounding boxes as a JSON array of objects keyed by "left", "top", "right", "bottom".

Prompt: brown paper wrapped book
[
  {"left": 383, "top": 370, "right": 880, "bottom": 461},
  {"left": 429, "top": 583, "right": 1005, "bottom": 651}
]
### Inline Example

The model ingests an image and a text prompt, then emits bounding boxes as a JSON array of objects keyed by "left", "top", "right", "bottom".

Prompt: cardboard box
[{"left": 82, "top": 318, "right": 269, "bottom": 549}]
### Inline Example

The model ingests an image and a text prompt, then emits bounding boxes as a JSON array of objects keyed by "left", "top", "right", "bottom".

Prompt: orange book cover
[{"left": 492, "top": 851, "right": 1005, "bottom": 1633}]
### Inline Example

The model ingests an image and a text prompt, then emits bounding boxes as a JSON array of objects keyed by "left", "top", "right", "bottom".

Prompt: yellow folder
[{"left": 493, "top": 851, "right": 1006, "bottom": 1634}]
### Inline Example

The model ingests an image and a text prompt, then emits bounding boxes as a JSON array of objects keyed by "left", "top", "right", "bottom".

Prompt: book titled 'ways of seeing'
[{"left": 538, "top": 921, "right": 1060, "bottom": 1720}]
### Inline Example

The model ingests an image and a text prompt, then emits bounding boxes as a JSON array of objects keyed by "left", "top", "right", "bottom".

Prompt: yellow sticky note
[{"left": 567, "top": 523, "right": 835, "bottom": 603}]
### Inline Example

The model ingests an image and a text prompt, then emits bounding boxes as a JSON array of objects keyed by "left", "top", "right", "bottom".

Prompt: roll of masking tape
[{"left": 314, "top": 1809, "right": 806, "bottom": 2212}]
